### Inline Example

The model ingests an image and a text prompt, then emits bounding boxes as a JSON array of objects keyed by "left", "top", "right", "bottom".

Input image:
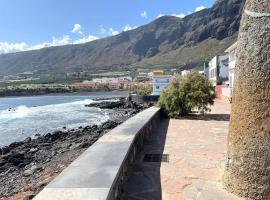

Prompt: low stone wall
[{"left": 34, "top": 107, "right": 161, "bottom": 200}]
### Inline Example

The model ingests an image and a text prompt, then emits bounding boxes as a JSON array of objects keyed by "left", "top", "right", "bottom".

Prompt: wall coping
[{"left": 34, "top": 106, "right": 160, "bottom": 200}]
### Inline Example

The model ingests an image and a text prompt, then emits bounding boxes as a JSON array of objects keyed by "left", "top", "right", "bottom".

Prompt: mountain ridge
[{"left": 0, "top": 0, "right": 244, "bottom": 76}]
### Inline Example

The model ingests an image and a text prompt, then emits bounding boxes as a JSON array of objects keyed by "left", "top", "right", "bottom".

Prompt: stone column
[{"left": 223, "top": 0, "right": 270, "bottom": 199}]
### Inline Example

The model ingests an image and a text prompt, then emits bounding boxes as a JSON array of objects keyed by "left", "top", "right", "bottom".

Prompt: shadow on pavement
[
  {"left": 120, "top": 118, "right": 169, "bottom": 200},
  {"left": 175, "top": 113, "right": 230, "bottom": 122}
]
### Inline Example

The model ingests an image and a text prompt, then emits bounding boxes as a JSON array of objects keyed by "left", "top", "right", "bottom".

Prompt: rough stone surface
[{"left": 223, "top": 1, "right": 270, "bottom": 199}]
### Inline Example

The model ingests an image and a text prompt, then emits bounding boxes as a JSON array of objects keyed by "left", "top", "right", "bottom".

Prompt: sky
[{"left": 0, "top": 0, "right": 215, "bottom": 54}]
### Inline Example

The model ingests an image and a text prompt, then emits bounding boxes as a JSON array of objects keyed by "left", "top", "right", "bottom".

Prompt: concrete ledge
[{"left": 34, "top": 107, "right": 160, "bottom": 200}]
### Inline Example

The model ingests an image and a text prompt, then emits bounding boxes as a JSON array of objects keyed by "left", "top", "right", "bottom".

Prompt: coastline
[
  {"left": 0, "top": 99, "right": 142, "bottom": 200},
  {"left": 0, "top": 90, "right": 131, "bottom": 99}
]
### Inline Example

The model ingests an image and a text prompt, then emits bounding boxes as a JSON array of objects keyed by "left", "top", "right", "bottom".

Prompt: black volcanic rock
[
  {"left": 0, "top": 0, "right": 244, "bottom": 76},
  {"left": 85, "top": 98, "right": 127, "bottom": 109},
  {"left": 0, "top": 104, "right": 142, "bottom": 198}
]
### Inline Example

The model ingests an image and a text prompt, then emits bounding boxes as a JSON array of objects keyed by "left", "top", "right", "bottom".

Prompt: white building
[
  {"left": 181, "top": 70, "right": 190, "bottom": 76},
  {"left": 152, "top": 71, "right": 172, "bottom": 95},
  {"left": 208, "top": 54, "right": 229, "bottom": 86},
  {"left": 147, "top": 72, "right": 153, "bottom": 80},
  {"left": 225, "top": 42, "right": 237, "bottom": 96},
  {"left": 209, "top": 56, "right": 218, "bottom": 86},
  {"left": 92, "top": 76, "right": 132, "bottom": 83}
]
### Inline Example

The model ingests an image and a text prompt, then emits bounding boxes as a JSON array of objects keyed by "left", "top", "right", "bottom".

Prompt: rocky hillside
[{"left": 0, "top": 0, "right": 244, "bottom": 76}]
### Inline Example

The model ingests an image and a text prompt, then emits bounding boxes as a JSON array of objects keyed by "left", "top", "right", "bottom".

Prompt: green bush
[
  {"left": 157, "top": 71, "right": 216, "bottom": 117},
  {"left": 136, "top": 87, "right": 152, "bottom": 96}
]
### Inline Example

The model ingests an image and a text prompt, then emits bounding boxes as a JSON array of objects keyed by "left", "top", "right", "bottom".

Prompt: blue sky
[{"left": 0, "top": 0, "right": 215, "bottom": 54}]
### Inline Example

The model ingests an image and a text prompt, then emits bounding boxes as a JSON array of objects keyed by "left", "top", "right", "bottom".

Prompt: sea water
[{"left": 0, "top": 92, "right": 126, "bottom": 147}]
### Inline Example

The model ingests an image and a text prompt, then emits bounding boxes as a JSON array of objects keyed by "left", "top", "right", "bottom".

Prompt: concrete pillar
[{"left": 223, "top": 0, "right": 270, "bottom": 199}]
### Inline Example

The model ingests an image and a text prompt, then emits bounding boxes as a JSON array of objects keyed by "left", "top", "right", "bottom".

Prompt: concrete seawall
[{"left": 34, "top": 107, "right": 161, "bottom": 200}]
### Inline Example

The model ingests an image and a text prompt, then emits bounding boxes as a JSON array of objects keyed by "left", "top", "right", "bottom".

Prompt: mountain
[{"left": 0, "top": 0, "right": 244, "bottom": 77}]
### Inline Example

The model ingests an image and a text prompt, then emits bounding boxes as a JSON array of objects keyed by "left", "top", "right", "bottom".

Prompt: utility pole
[{"left": 224, "top": 1, "right": 270, "bottom": 199}]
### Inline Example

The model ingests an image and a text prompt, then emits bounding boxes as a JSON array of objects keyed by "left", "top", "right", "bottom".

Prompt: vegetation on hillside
[
  {"left": 0, "top": 86, "right": 75, "bottom": 97},
  {"left": 158, "top": 71, "right": 216, "bottom": 117},
  {"left": 0, "top": 0, "right": 244, "bottom": 76}
]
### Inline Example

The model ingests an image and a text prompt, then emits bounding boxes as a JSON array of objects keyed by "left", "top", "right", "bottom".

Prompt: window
[
  {"left": 167, "top": 79, "right": 169, "bottom": 82},
  {"left": 156, "top": 86, "right": 160, "bottom": 89}
]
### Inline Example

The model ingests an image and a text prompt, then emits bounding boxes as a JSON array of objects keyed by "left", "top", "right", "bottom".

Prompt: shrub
[
  {"left": 157, "top": 71, "right": 216, "bottom": 117},
  {"left": 136, "top": 87, "right": 152, "bottom": 96}
]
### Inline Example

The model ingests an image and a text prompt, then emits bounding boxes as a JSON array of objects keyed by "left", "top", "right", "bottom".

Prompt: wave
[
  {"left": 0, "top": 96, "right": 115, "bottom": 146},
  {"left": 0, "top": 97, "right": 115, "bottom": 120},
  {"left": 68, "top": 99, "right": 95, "bottom": 105},
  {"left": 0, "top": 105, "right": 31, "bottom": 120}
]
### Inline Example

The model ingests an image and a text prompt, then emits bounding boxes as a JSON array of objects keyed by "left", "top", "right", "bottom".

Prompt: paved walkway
[{"left": 121, "top": 102, "right": 242, "bottom": 200}]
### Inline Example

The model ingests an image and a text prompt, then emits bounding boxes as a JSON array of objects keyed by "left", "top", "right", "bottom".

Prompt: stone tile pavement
[{"left": 120, "top": 102, "right": 243, "bottom": 200}]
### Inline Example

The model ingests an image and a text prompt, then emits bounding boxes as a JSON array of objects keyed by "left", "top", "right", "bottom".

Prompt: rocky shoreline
[{"left": 0, "top": 98, "right": 142, "bottom": 200}]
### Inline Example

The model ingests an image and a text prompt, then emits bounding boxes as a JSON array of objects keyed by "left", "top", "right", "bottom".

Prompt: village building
[
  {"left": 181, "top": 70, "right": 190, "bottom": 76},
  {"left": 203, "top": 62, "right": 209, "bottom": 79},
  {"left": 70, "top": 81, "right": 97, "bottom": 89},
  {"left": 225, "top": 42, "right": 237, "bottom": 96},
  {"left": 208, "top": 54, "right": 229, "bottom": 86}
]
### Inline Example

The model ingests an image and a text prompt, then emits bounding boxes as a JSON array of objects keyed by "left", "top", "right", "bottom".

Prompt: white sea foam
[
  {"left": 0, "top": 105, "right": 32, "bottom": 120},
  {"left": 68, "top": 99, "right": 95, "bottom": 105},
  {"left": 0, "top": 96, "right": 114, "bottom": 146},
  {"left": 0, "top": 98, "right": 98, "bottom": 120}
]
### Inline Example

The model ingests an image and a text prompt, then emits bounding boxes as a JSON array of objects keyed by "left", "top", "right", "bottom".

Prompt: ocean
[{"left": 0, "top": 92, "right": 127, "bottom": 147}]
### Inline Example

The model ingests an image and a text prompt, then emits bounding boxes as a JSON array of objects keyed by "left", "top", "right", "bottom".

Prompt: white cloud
[
  {"left": 31, "top": 35, "right": 71, "bottom": 50},
  {"left": 0, "top": 42, "right": 28, "bottom": 54},
  {"left": 0, "top": 22, "right": 130, "bottom": 54},
  {"left": 141, "top": 11, "right": 148, "bottom": 18},
  {"left": 156, "top": 14, "right": 165, "bottom": 18},
  {"left": 0, "top": 34, "right": 100, "bottom": 54},
  {"left": 72, "top": 24, "right": 83, "bottom": 34},
  {"left": 195, "top": 6, "right": 206, "bottom": 12},
  {"left": 109, "top": 28, "right": 119, "bottom": 36},
  {"left": 0, "top": 36, "right": 72, "bottom": 54},
  {"left": 73, "top": 35, "right": 99, "bottom": 44},
  {"left": 123, "top": 24, "right": 137, "bottom": 32},
  {"left": 172, "top": 13, "right": 186, "bottom": 18},
  {"left": 99, "top": 26, "right": 120, "bottom": 36}
]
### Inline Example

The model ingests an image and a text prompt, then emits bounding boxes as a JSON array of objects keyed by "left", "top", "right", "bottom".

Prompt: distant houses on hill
[
  {"left": 70, "top": 70, "right": 173, "bottom": 96},
  {"left": 70, "top": 76, "right": 152, "bottom": 91},
  {"left": 71, "top": 40, "right": 238, "bottom": 99}
]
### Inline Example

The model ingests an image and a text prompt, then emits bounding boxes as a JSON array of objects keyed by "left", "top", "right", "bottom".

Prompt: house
[
  {"left": 203, "top": 62, "right": 209, "bottom": 79},
  {"left": 208, "top": 54, "right": 229, "bottom": 86},
  {"left": 152, "top": 71, "right": 172, "bottom": 95},
  {"left": 225, "top": 42, "right": 237, "bottom": 96},
  {"left": 136, "top": 72, "right": 149, "bottom": 82},
  {"left": 108, "top": 80, "right": 121, "bottom": 90},
  {"left": 181, "top": 70, "right": 190, "bottom": 76},
  {"left": 70, "top": 81, "right": 97, "bottom": 89}
]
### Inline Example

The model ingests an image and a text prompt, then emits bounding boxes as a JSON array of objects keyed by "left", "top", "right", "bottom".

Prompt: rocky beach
[{"left": 0, "top": 98, "right": 142, "bottom": 200}]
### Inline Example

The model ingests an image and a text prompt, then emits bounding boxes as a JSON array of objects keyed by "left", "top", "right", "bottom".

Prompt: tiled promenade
[{"left": 121, "top": 102, "right": 242, "bottom": 200}]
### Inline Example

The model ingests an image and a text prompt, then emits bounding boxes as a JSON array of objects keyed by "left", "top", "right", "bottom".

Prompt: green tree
[
  {"left": 136, "top": 87, "right": 152, "bottom": 96},
  {"left": 158, "top": 71, "right": 216, "bottom": 117}
]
